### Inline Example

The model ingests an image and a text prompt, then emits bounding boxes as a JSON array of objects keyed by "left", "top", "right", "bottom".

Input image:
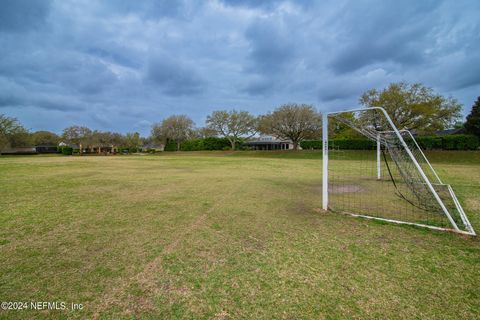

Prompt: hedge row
[
  {"left": 301, "top": 134, "right": 480, "bottom": 150},
  {"left": 301, "top": 139, "right": 376, "bottom": 150},
  {"left": 165, "top": 137, "right": 240, "bottom": 151},
  {"left": 59, "top": 146, "right": 74, "bottom": 155}
]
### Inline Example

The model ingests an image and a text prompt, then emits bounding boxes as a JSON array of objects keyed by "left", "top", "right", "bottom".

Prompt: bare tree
[
  {"left": 258, "top": 103, "right": 322, "bottom": 150},
  {"left": 195, "top": 127, "right": 218, "bottom": 139},
  {"left": 62, "top": 126, "right": 92, "bottom": 155},
  {"left": 125, "top": 132, "right": 142, "bottom": 150},
  {"left": 0, "top": 114, "right": 31, "bottom": 149},
  {"left": 151, "top": 115, "right": 194, "bottom": 151},
  {"left": 206, "top": 110, "right": 257, "bottom": 150}
]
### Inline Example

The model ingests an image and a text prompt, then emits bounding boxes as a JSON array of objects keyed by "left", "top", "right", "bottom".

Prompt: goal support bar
[{"left": 322, "top": 114, "right": 328, "bottom": 210}]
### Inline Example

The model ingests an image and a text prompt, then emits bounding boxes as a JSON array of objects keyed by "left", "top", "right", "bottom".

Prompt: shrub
[
  {"left": 165, "top": 137, "right": 235, "bottom": 151},
  {"left": 442, "top": 134, "right": 479, "bottom": 150},
  {"left": 300, "top": 139, "right": 374, "bottom": 150},
  {"left": 60, "top": 146, "right": 73, "bottom": 155},
  {"left": 330, "top": 139, "right": 375, "bottom": 150},
  {"left": 203, "top": 137, "right": 233, "bottom": 150},
  {"left": 300, "top": 140, "right": 322, "bottom": 150},
  {"left": 413, "top": 136, "right": 443, "bottom": 150},
  {"left": 181, "top": 139, "right": 204, "bottom": 151},
  {"left": 164, "top": 141, "right": 177, "bottom": 151}
]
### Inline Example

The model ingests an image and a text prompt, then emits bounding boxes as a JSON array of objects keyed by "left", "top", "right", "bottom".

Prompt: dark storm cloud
[
  {"left": 0, "top": 76, "right": 85, "bottom": 112},
  {"left": 329, "top": 0, "right": 441, "bottom": 74},
  {"left": 242, "top": 17, "right": 297, "bottom": 95},
  {"left": 146, "top": 53, "right": 204, "bottom": 96},
  {"left": 245, "top": 19, "right": 295, "bottom": 74},
  {"left": 0, "top": 0, "right": 51, "bottom": 33},
  {"left": 0, "top": 0, "right": 479, "bottom": 134}
]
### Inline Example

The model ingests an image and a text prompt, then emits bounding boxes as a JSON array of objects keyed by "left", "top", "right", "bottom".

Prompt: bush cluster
[
  {"left": 301, "top": 134, "right": 480, "bottom": 150},
  {"left": 181, "top": 137, "right": 233, "bottom": 151},
  {"left": 164, "top": 137, "right": 241, "bottom": 151},
  {"left": 301, "top": 139, "right": 376, "bottom": 150},
  {"left": 59, "top": 146, "right": 73, "bottom": 155}
]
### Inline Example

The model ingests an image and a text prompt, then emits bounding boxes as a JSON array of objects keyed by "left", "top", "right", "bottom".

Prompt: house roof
[
  {"left": 435, "top": 128, "right": 464, "bottom": 136},
  {"left": 245, "top": 135, "right": 292, "bottom": 144}
]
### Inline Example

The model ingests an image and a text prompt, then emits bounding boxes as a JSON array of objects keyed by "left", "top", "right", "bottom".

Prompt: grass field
[{"left": 1, "top": 151, "right": 479, "bottom": 319}]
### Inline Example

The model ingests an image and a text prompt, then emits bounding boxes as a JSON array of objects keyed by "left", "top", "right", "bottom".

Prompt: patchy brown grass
[{"left": 0, "top": 152, "right": 479, "bottom": 319}]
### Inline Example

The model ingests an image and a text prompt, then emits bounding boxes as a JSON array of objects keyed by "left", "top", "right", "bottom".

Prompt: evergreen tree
[{"left": 464, "top": 97, "right": 480, "bottom": 137}]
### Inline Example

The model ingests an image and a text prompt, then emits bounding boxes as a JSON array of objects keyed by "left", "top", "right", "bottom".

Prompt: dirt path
[{"left": 92, "top": 213, "right": 208, "bottom": 318}]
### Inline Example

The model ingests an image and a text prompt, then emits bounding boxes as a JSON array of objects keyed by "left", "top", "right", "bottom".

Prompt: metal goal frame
[{"left": 322, "top": 107, "right": 476, "bottom": 236}]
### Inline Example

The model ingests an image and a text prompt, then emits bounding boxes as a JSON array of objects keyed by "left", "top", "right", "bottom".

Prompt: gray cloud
[
  {"left": 245, "top": 18, "right": 295, "bottom": 74},
  {"left": 0, "top": 0, "right": 479, "bottom": 135},
  {"left": 0, "top": 0, "right": 52, "bottom": 33},
  {"left": 220, "top": 0, "right": 313, "bottom": 9},
  {"left": 145, "top": 52, "right": 204, "bottom": 96},
  {"left": 328, "top": 1, "right": 442, "bottom": 74}
]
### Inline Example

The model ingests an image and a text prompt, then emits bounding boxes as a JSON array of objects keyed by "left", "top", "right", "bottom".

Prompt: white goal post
[{"left": 322, "top": 107, "right": 476, "bottom": 236}]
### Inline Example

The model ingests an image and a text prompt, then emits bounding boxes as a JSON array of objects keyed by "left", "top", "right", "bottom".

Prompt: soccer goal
[{"left": 322, "top": 107, "right": 475, "bottom": 236}]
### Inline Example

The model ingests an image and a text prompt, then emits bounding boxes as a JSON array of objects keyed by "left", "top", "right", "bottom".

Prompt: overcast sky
[{"left": 1, "top": 0, "right": 479, "bottom": 136}]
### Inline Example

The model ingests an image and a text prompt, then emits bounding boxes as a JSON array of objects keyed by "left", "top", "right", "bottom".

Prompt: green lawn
[{"left": 0, "top": 151, "right": 479, "bottom": 319}]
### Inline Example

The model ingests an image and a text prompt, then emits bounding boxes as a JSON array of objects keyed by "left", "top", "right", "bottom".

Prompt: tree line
[{"left": 1, "top": 82, "right": 479, "bottom": 152}]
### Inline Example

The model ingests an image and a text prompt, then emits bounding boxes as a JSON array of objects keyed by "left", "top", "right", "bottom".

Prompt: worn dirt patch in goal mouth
[{"left": 330, "top": 185, "right": 363, "bottom": 194}]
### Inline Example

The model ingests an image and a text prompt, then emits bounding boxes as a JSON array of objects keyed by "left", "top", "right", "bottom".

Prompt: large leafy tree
[
  {"left": 125, "top": 132, "right": 142, "bottom": 149},
  {"left": 151, "top": 115, "right": 194, "bottom": 151},
  {"left": 258, "top": 103, "right": 322, "bottom": 150},
  {"left": 360, "top": 82, "right": 462, "bottom": 133},
  {"left": 0, "top": 114, "right": 31, "bottom": 149},
  {"left": 464, "top": 97, "right": 480, "bottom": 137},
  {"left": 206, "top": 110, "right": 257, "bottom": 150}
]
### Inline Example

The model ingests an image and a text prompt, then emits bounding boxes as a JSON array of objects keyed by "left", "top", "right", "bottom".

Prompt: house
[
  {"left": 142, "top": 144, "right": 165, "bottom": 152},
  {"left": 243, "top": 136, "right": 296, "bottom": 150},
  {"left": 35, "top": 145, "right": 59, "bottom": 154},
  {"left": 435, "top": 128, "right": 465, "bottom": 136},
  {"left": 59, "top": 142, "right": 118, "bottom": 154},
  {"left": 84, "top": 145, "right": 118, "bottom": 154}
]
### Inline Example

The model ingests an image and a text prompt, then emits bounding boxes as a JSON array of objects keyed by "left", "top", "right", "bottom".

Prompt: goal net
[{"left": 322, "top": 107, "right": 475, "bottom": 235}]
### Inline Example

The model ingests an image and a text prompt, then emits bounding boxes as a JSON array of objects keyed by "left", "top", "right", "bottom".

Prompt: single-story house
[
  {"left": 244, "top": 136, "right": 296, "bottom": 150},
  {"left": 59, "top": 142, "right": 118, "bottom": 154},
  {"left": 435, "top": 128, "right": 464, "bottom": 136},
  {"left": 141, "top": 144, "right": 165, "bottom": 152},
  {"left": 35, "top": 144, "right": 59, "bottom": 154}
]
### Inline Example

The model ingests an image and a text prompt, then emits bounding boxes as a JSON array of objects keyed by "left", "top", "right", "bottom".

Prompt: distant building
[
  {"left": 243, "top": 136, "right": 296, "bottom": 150},
  {"left": 142, "top": 144, "right": 165, "bottom": 152},
  {"left": 1, "top": 147, "right": 37, "bottom": 155},
  {"left": 58, "top": 142, "right": 119, "bottom": 154},
  {"left": 435, "top": 128, "right": 465, "bottom": 136},
  {"left": 35, "top": 145, "right": 58, "bottom": 154}
]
